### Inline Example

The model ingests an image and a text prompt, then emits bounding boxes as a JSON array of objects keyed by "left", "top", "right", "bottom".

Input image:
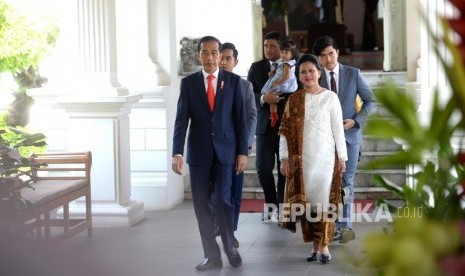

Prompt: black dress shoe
[
  {"left": 260, "top": 213, "right": 270, "bottom": 222},
  {"left": 225, "top": 248, "right": 242, "bottom": 268},
  {"left": 233, "top": 236, "right": 239, "bottom": 248},
  {"left": 320, "top": 254, "right": 331, "bottom": 264},
  {"left": 195, "top": 258, "right": 222, "bottom": 271},
  {"left": 306, "top": 252, "right": 318, "bottom": 262}
]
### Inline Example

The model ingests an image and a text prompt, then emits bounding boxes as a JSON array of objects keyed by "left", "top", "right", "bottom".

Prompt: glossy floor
[{"left": 4, "top": 200, "right": 389, "bottom": 276}]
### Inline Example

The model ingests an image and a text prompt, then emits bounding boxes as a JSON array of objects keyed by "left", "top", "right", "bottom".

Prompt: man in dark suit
[
  {"left": 172, "top": 36, "right": 248, "bottom": 271},
  {"left": 213, "top": 42, "right": 257, "bottom": 248},
  {"left": 312, "top": 35, "right": 376, "bottom": 244},
  {"left": 247, "top": 31, "right": 287, "bottom": 222}
]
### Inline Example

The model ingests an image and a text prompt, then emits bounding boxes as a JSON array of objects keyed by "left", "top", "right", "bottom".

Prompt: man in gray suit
[{"left": 312, "top": 36, "right": 376, "bottom": 244}]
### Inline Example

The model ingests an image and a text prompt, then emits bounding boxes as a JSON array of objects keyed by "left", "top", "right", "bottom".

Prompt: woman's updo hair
[{"left": 296, "top": 54, "right": 321, "bottom": 72}]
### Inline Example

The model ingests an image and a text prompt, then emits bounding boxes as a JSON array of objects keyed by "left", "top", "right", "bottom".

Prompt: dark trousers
[
  {"left": 255, "top": 133, "right": 285, "bottom": 211},
  {"left": 232, "top": 172, "right": 243, "bottom": 230},
  {"left": 213, "top": 171, "right": 243, "bottom": 232},
  {"left": 190, "top": 161, "right": 235, "bottom": 259}
]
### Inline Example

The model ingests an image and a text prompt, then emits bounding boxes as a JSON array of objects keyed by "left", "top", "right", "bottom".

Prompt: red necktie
[
  {"left": 207, "top": 75, "right": 215, "bottom": 111},
  {"left": 330, "top": 71, "right": 337, "bottom": 94}
]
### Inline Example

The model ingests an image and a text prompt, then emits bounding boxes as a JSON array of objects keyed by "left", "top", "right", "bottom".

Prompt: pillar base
[{"left": 59, "top": 201, "right": 145, "bottom": 227}]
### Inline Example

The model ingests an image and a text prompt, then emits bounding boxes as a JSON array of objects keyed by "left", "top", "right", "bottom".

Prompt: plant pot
[{"left": 0, "top": 177, "right": 24, "bottom": 218}]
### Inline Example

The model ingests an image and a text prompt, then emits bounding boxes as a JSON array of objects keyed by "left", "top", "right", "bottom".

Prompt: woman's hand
[
  {"left": 280, "top": 159, "right": 290, "bottom": 177},
  {"left": 338, "top": 160, "right": 346, "bottom": 175}
]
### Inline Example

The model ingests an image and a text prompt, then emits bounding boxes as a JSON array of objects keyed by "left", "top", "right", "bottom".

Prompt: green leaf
[
  {"left": 363, "top": 151, "right": 421, "bottom": 170},
  {"left": 372, "top": 175, "right": 404, "bottom": 198},
  {"left": 373, "top": 84, "right": 423, "bottom": 140}
]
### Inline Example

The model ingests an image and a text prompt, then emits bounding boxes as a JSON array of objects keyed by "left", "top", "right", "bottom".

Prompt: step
[
  {"left": 241, "top": 186, "right": 399, "bottom": 200},
  {"left": 243, "top": 169, "right": 405, "bottom": 188},
  {"left": 359, "top": 151, "right": 405, "bottom": 169},
  {"left": 361, "top": 136, "right": 402, "bottom": 152},
  {"left": 184, "top": 70, "right": 408, "bottom": 201},
  {"left": 246, "top": 151, "right": 404, "bottom": 171},
  {"left": 184, "top": 171, "right": 403, "bottom": 200},
  {"left": 362, "top": 71, "right": 407, "bottom": 87},
  {"left": 247, "top": 135, "right": 402, "bottom": 155},
  {"left": 246, "top": 148, "right": 404, "bottom": 168},
  {"left": 246, "top": 150, "right": 400, "bottom": 169},
  {"left": 354, "top": 169, "right": 406, "bottom": 187}
]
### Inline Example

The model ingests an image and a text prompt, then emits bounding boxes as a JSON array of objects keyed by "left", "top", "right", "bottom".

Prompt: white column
[
  {"left": 53, "top": 96, "right": 144, "bottom": 226},
  {"left": 404, "top": 0, "right": 421, "bottom": 112},
  {"left": 114, "top": 0, "right": 161, "bottom": 92},
  {"left": 383, "top": 0, "right": 407, "bottom": 71},
  {"left": 145, "top": 0, "right": 185, "bottom": 210},
  {"left": 419, "top": 0, "right": 455, "bottom": 110},
  {"left": 76, "top": 0, "right": 127, "bottom": 95},
  {"left": 406, "top": 0, "right": 457, "bottom": 187},
  {"left": 130, "top": 88, "right": 172, "bottom": 210},
  {"left": 252, "top": 0, "right": 264, "bottom": 61},
  {"left": 29, "top": 0, "right": 145, "bottom": 226}
]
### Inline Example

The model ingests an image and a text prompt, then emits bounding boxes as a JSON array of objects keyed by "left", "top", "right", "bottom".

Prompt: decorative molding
[{"left": 178, "top": 37, "right": 202, "bottom": 76}]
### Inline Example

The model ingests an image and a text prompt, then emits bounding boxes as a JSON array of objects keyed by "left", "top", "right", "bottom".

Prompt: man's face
[
  {"left": 199, "top": 40, "right": 222, "bottom": 74},
  {"left": 318, "top": 45, "right": 339, "bottom": 71},
  {"left": 221, "top": 49, "right": 237, "bottom": 72},
  {"left": 263, "top": 39, "right": 281, "bottom": 62}
]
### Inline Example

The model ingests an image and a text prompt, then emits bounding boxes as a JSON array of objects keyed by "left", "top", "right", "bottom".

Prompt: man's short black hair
[
  {"left": 221, "top": 42, "right": 238, "bottom": 59},
  {"left": 263, "top": 31, "right": 284, "bottom": 46},
  {"left": 312, "top": 36, "right": 338, "bottom": 55},
  {"left": 198, "top": 36, "right": 222, "bottom": 52}
]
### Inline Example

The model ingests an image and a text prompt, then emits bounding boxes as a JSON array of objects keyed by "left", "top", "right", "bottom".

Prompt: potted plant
[
  {"left": 1, "top": 0, "right": 54, "bottom": 209},
  {"left": 0, "top": 113, "right": 46, "bottom": 235},
  {"left": 359, "top": 1, "right": 465, "bottom": 275}
]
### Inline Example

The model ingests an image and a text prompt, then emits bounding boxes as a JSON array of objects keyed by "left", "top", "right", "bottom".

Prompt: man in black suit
[
  {"left": 172, "top": 36, "right": 248, "bottom": 271},
  {"left": 247, "top": 31, "right": 287, "bottom": 222}
]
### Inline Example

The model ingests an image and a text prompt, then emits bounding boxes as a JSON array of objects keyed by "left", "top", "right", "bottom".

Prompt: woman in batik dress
[{"left": 279, "top": 54, "right": 347, "bottom": 264}]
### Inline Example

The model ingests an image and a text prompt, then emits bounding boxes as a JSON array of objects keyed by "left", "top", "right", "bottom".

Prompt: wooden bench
[{"left": 18, "top": 151, "right": 92, "bottom": 242}]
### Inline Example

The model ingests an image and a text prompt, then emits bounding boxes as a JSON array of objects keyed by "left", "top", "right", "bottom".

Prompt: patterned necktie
[
  {"left": 207, "top": 74, "right": 215, "bottom": 111},
  {"left": 330, "top": 71, "right": 337, "bottom": 94}
]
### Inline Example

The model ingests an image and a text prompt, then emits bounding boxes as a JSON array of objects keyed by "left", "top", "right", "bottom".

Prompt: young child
[{"left": 261, "top": 40, "right": 299, "bottom": 127}]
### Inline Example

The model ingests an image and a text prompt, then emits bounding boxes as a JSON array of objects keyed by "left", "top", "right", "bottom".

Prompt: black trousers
[
  {"left": 255, "top": 132, "right": 285, "bottom": 212},
  {"left": 190, "top": 160, "right": 235, "bottom": 259}
]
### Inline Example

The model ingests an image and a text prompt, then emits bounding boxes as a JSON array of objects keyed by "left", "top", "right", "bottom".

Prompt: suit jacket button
[{"left": 211, "top": 133, "right": 215, "bottom": 136}]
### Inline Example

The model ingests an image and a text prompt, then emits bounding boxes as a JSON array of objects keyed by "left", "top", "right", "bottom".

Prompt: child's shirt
[{"left": 261, "top": 59, "right": 298, "bottom": 94}]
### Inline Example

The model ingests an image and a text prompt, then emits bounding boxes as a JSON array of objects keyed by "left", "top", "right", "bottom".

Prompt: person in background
[
  {"left": 261, "top": 39, "right": 299, "bottom": 128},
  {"left": 214, "top": 42, "right": 257, "bottom": 248},
  {"left": 312, "top": 35, "right": 375, "bottom": 244},
  {"left": 172, "top": 36, "right": 247, "bottom": 271},
  {"left": 279, "top": 54, "right": 347, "bottom": 264},
  {"left": 247, "top": 31, "right": 287, "bottom": 222}
]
